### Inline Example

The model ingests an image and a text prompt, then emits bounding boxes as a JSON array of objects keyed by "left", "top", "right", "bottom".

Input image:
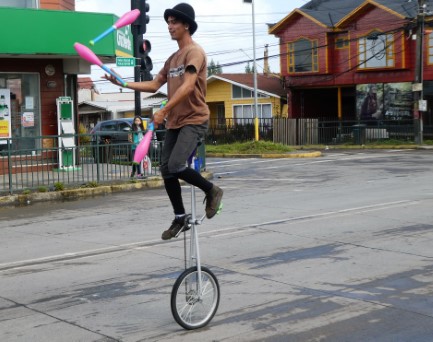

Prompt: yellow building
[{"left": 206, "top": 73, "right": 287, "bottom": 127}]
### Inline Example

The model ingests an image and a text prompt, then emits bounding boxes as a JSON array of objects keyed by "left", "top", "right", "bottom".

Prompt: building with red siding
[{"left": 269, "top": 0, "right": 433, "bottom": 130}]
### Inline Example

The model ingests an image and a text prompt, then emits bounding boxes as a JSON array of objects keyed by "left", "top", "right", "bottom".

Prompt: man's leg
[
  {"left": 160, "top": 129, "right": 188, "bottom": 240},
  {"left": 160, "top": 128, "right": 185, "bottom": 216},
  {"left": 168, "top": 125, "right": 223, "bottom": 219}
]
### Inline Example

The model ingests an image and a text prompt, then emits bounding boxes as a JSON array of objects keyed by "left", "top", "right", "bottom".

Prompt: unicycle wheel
[{"left": 170, "top": 266, "right": 220, "bottom": 330}]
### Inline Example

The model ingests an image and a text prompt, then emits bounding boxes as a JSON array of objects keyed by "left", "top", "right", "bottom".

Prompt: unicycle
[{"left": 170, "top": 148, "right": 221, "bottom": 330}]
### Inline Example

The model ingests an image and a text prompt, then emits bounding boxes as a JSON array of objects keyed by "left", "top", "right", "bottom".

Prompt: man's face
[{"left": 167, "top": 16, "right": 188, "bottom": 40}]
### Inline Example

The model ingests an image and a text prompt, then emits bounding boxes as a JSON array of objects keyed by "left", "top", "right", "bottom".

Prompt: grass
[
  {"left": 206, "top": 141, "right": 295, "bottom": 154},
  {"left": 205, "top": 138, "right": 433, "bottom": 155}
]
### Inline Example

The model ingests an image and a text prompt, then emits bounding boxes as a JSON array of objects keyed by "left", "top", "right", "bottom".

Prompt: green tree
[
  {"left": 208, "top": 59, "right": 223, "bottom": 76},
  {"left": 245, "top": 62, "right": 255, "bottom": 74}
]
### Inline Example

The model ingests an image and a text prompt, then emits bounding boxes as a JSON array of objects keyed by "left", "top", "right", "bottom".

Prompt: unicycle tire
[{"left": 170, "top": 266, "right": 220, "bottom": 330}]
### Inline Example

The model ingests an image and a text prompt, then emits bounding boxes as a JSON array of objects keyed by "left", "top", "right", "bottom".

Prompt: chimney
[{"left": 263, "top": 44, "right": 270, "bottom": 75}]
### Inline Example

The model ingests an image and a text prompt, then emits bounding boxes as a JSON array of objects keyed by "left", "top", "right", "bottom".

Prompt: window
[
  {"left": 336, "top": 35, "right": 349, "bottom": 49},
  {"left": 0, "top": 0, "right": 38, "bottom": 8},
  {"left": 288, "top": 38, "right": 318, "bottom": 73},
  {"left": 232, "top": 85, "right": 268, "bottom": 99},
  {"left": 359, "top": 31, "right": 394, "bottom": 69},
  {"left": 428, "top": 33, "right": 433, "bottom": 64},
  {"left": 0, "top": 73, "right": 41, "bottom": 152},
  {"left": 233, "top": 104, "right": 272, "bottom": 122},
  {"left": 100, "top": 122, "right": 117, "bottom": 131}
]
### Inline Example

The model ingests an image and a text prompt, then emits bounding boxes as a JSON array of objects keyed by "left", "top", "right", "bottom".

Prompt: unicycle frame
[
  {"left": 170, "top": 146, "right": 220, "bottom": 330},
  {"left": 184, "top": 182, "right": 207, "bottom": 291}
]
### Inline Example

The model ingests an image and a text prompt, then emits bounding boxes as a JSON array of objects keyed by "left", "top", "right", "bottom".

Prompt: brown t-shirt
[{"left": 159, "top": 42, "right": 210, "bottom": 129}]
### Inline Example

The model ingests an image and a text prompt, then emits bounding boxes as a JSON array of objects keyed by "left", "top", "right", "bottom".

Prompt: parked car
[{"left": 90, "top": 118, "right": 162, "bottom": 163}]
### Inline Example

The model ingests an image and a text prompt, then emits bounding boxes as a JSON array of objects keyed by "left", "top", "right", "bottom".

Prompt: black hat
[{"left": 164, "top": 3, "right": 198, "bottom": 35}]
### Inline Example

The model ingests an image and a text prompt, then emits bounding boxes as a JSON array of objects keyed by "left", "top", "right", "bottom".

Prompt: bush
[
  {"left": 53, "top": 182, "right": 65, "bottom": 191},
  {"left": 79, "top": 123, "right": 91, "bottom": 144}
]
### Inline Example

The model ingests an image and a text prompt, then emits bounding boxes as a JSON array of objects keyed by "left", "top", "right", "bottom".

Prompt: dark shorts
[{"left": 160, "top": 124, "right": 208, "bottom": 178}]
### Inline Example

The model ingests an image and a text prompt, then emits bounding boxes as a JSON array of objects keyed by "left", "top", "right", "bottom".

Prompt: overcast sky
[{"left": 75, "top": 0, "right": 308, "bottom": 93}]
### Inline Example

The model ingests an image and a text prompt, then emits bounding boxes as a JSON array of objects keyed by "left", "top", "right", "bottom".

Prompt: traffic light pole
[
  {"left": 131, "top": 0, "right": 151, "bottom": 117},
  {"left": 133, "top": 33, "right": 141, "bottom": 118}
]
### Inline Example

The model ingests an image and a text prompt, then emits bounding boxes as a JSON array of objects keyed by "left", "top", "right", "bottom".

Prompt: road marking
[{"left": 0, "top": 200, "right": 418, "bottom": 273}]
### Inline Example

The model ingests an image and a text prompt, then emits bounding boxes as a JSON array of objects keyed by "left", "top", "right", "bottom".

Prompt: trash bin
[{"left": 352, "top": 124, "right": 366, "bottom": 145}]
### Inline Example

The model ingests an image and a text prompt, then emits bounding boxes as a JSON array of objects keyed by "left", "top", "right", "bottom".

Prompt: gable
[
  {"left": 269, "top": 9, "right": 327, "bottom": 36},
  {"left": 207, "top": 74, "right": 286, "bottom": 98},
  {"left": 337, "top": 0, "right": 405, "bottom": 27}
]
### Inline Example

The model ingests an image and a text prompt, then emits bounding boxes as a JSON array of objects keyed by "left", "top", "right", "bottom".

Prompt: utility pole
[
  {"left": 243, "top": 0, "right": 259, "bottom": 141},
  {"left": 414, "top": 0, "right": 426, "bottom": 144}
]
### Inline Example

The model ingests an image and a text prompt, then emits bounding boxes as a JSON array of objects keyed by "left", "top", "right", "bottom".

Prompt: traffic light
[
  {"left": 131, "top": 0, "right": 149, "bottom": 35},
  {"left": 137, "top": 36, "right": 153, "bottom": 81}
]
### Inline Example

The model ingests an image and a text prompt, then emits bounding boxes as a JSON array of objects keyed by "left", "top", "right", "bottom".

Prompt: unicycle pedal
[{"left": 174, "top": 214, "right": 192, "bottom": 238}]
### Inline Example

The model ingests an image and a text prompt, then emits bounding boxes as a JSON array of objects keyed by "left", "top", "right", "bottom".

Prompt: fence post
[
  {"left": 7, "top": 139, "right": 13, "bottom": 195},
  {"left": 95, "top": 136, "right": 100, "bottom": 183}
]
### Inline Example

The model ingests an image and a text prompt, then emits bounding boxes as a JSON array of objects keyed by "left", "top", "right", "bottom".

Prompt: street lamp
[{"left": 243, "top": 0, "right": 259, "bottom": 141}]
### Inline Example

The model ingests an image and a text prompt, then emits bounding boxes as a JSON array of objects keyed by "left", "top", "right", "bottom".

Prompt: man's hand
[
  {"left": 152, "top": 109, "right": 166, "bottom": 125},
  {"left": 102, "top": 69, "right": 124, "bottom": 87}
]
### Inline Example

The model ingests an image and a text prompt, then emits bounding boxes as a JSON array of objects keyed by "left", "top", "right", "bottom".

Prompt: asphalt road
[{"left": 1, "top": 149, "right": 433, "bottom": 341}]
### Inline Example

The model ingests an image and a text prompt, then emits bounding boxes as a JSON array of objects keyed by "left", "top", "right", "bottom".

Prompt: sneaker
[
  {"left": 204, "top": 185, "right": 223, "bottom": 219},
  {"left": 161, "top": 216, "right": 187, "bottom": 240}
]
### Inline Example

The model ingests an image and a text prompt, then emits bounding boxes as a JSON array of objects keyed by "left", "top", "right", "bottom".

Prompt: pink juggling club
[
  {"left": 73, "top": 42, "right": 128, "bottom": 87},
  {"left": 133, "top": 100, "right": 166, "bottom": 164},
  {"left": 133, "top": 122, "right": 154, "bottom": 164},
  {"left": 89, "top": 9, "right": 141, "bottom": 45}
]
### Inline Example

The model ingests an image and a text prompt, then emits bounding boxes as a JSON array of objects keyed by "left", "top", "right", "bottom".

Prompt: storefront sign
[{"left": 0, "top": 89, "right": 11, "bottom": 142}]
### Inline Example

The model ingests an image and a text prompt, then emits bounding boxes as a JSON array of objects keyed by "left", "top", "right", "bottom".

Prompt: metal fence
[
  {"left": 0, "top": 134, "right": 162, "bottom": 195},
  {"left": 206, "top": 118, "right": 273, "bottom": 144},
  {"left": 272, "top": 118, "right": 430, "bottom": 146},
  {"left": 206, "top": 117, "right": 426, "bottom": 146}
]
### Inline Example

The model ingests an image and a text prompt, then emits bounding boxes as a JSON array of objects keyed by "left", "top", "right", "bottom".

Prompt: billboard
[{"left": 356, "top": 83, "right": 413, "bottom": 121}]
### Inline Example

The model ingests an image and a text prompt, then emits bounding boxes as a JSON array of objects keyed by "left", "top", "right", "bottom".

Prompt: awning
[{"left": 0, "top": 7, "right": 133, "bottom": 63}]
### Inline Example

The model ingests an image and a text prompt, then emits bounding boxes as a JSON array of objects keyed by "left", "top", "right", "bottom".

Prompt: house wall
[
  {"left": 279, "top": 14, "right": 328, "bottom": 77},
  {"left": 206, "top": 79, "right": 283, "bottom": 120},
  {"left": 279, "top": 6, "right": 417, "bottom": 87},
  {"left": 340, "top": 6, "right": 413, "bottom": 85},
  {"left": 1, "top": 58, "right": 64, "bottom": 136}
]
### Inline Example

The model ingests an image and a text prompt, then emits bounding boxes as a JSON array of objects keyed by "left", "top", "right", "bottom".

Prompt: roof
[
  {"left": 78, "top": 96, "right": 167, "bottom": 114},
  {"left": 78, "top": 77, "right": 94, "bottom": 90},
  {"left": 300, "top": 0, "right": 364, "bottom": 27},
  {"left": 208, "top": 73, "right": 286, "bottom": 98},
  {"left": 270, "top": 0, "right": 433, "bottom": 33}
]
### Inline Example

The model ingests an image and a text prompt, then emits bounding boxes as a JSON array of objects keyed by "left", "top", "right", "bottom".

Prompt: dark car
[{"left": 90, "top": 118, "right": 162, "bottom": 163}]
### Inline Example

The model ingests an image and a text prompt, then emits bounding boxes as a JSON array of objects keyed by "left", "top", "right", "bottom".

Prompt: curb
[{"left": 0, "top": 174, "right": 209, "bottom": 208}]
